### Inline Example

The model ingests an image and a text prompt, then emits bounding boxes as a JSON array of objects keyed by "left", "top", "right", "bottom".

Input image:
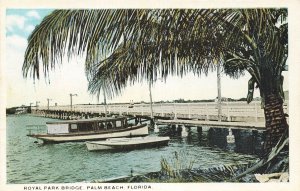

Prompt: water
[{"left": 7, "top": 115, "right": 260, "bottom": 183}]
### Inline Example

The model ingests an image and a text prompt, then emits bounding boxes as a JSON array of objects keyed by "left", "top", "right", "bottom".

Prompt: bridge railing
[{"left": 34, "top": 100, "right": 289, "bottom": 121}]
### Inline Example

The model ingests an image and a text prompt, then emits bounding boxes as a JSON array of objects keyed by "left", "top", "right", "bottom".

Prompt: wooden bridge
[
  {"left": 28, "top": 101, "right": 289, "bottom": 144},
  {"left": 31, "top": 101, "right": 289, "bottom": 124}
]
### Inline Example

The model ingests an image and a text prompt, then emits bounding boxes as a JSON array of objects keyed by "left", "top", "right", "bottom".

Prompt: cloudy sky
[{"left": 4, "top": 9, "right": 288, "bottom": 108}]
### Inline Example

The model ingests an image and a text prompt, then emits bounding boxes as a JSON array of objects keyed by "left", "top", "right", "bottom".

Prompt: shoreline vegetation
[{"left": 6, "top": 97, "right": 261, "bottom": 113}]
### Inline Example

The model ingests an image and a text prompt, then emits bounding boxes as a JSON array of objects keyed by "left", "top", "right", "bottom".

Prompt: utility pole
[
  {"left": 70, "top": 93, "right": 78, "bottom": 111},
  {"left": 35, "top": 101, "right": 40, "bottom": 114},
  {"left": 149, "top": 82, "right": 154, "bottom": 119},
  {"left": 217, "top": 64, "right": 222, "bottom": 122},
  {"left": 36, "top": 101, "right": 40, "bottom": 108},
  {"left": 29, "top": 102, "right": 34, "bottom": 113},
  {"left": 47, "top": 98, "right": 52, "bottom": 110},
  {"left": 103, "top": 90, "right": 107, "bottom": 117}
]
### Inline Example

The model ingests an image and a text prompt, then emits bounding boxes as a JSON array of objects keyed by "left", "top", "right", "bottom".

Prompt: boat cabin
[{"left": 46, "top": 117, "right": 128, "bottom": 134}]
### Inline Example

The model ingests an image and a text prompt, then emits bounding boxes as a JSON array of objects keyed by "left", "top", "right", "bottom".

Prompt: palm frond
[{"left": 22, "top": 9, "right": 288, "bottom": 101}]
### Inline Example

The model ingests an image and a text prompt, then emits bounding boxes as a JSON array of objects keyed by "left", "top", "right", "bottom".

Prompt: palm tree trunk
[{"left": 263, "top": 93, "right": 288, "bottom": 154}]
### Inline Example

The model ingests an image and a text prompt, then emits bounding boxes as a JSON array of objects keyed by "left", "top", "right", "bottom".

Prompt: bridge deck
[
  {"left": 156, "top": 119, "right": 265, "bottom": 130},
  {"left": 34, "top": 101, "right": 288, "bottom": 123}
]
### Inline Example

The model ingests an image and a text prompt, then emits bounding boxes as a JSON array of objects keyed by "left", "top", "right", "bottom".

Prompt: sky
[{"left": 4, "top": 9, "right": 289, "bottom": 108}]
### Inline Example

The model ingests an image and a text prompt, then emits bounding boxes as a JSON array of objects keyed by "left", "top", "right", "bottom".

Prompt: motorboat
[{"left": 27, "top": 117, "right": 148, "bottom": 143}]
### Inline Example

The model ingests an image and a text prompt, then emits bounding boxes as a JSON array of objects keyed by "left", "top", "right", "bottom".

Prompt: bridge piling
[
  {"left": 181, "top": 125, "right": 188, "bottom": 137},
  {"left": 197, "top": 126, "right": 202, "bottom": 133}
]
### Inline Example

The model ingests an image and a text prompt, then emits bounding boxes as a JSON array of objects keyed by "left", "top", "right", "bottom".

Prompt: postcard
[{"left": 1, "top": 1, "right": 300, "bottom": 191}]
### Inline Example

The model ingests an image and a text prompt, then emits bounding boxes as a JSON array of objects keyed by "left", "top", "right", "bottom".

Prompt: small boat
[
  {"left": 27, "top": 117, "right": 148, "bottom": 143},
  {"left": 86, "top": 136, "right": 170, "bottom": 151}
]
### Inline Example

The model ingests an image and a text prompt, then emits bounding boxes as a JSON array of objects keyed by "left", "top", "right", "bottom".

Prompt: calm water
[{"left": 7, "top": 115, "right": 260, "bottom": 183}]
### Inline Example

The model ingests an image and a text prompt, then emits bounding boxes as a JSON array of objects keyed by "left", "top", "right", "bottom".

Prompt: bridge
[
  {"left": 29, "top": 101, "right": 289, "bottom": 141},
  {"left": 32, "top": 101, "right": 289, "bottom": 124}
]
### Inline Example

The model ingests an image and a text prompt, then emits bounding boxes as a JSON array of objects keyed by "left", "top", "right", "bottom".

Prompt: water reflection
[
  {"left": 233, "top": 129, "right": 265, "bottom": 155},
  {"left": 157, "top": 124, "right": 265, "bottom": 156}
]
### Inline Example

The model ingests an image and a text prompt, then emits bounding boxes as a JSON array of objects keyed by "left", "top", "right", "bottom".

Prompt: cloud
[
  {"left": 6, "top": 11, "right": 41, "bottom": 34},
  {"left": 6, "top": 15, "right": 26, "bottom": 32},
  {"left": 6, "top": 34, "right": 27, "bottom": 50},
  {"left": 26, "top": 10, "right": 40, "bottom": 19},
  {"left": 5, "top": 34, "right": 28, "bottom": 107},
  {"left": 5, "top": 35, "right": 27, "bottom": 81},
  {"left": 25, "top": 25, "right": 35, "bottom": 33}
]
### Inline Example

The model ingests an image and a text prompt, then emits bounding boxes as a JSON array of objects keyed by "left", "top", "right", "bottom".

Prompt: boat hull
[
  {"left": 86, "top": 136, "right": 170, "bottom": 151},
  {"left": 28, "top": 124, "right": 148, "bottom": 143}
]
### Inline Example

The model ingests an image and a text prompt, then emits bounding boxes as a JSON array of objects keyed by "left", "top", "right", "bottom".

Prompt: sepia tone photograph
[{"left": 1, "top": 1, "right": 300, "bottom": 191}]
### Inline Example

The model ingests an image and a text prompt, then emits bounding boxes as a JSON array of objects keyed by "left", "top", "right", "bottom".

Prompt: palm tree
[{"left": 22, "top": 9, "right": 288, "bottom": 154}]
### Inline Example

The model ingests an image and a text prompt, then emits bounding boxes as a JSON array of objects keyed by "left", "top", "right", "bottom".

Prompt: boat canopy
[
  {"left": 48, "top": 124, "right": 69, "bottom": 134},
  {"left": 46, "top": 117, "right": 128, "bottom": 134},
  {"left": 46, "top": 117, "right": 126, "bottom": 125}
]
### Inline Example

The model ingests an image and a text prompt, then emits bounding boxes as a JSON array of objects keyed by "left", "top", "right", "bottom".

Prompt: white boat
[
  {"left": 85, "top": 136, "right": 170, "bottom": 151},
  {"left": 27, "top": 117, "right": 148, "bottom": 143}
]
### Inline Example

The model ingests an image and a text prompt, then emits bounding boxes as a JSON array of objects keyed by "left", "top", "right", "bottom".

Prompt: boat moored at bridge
[{"left": 27, "top": 117, "right": 148, "bottom": 143}]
